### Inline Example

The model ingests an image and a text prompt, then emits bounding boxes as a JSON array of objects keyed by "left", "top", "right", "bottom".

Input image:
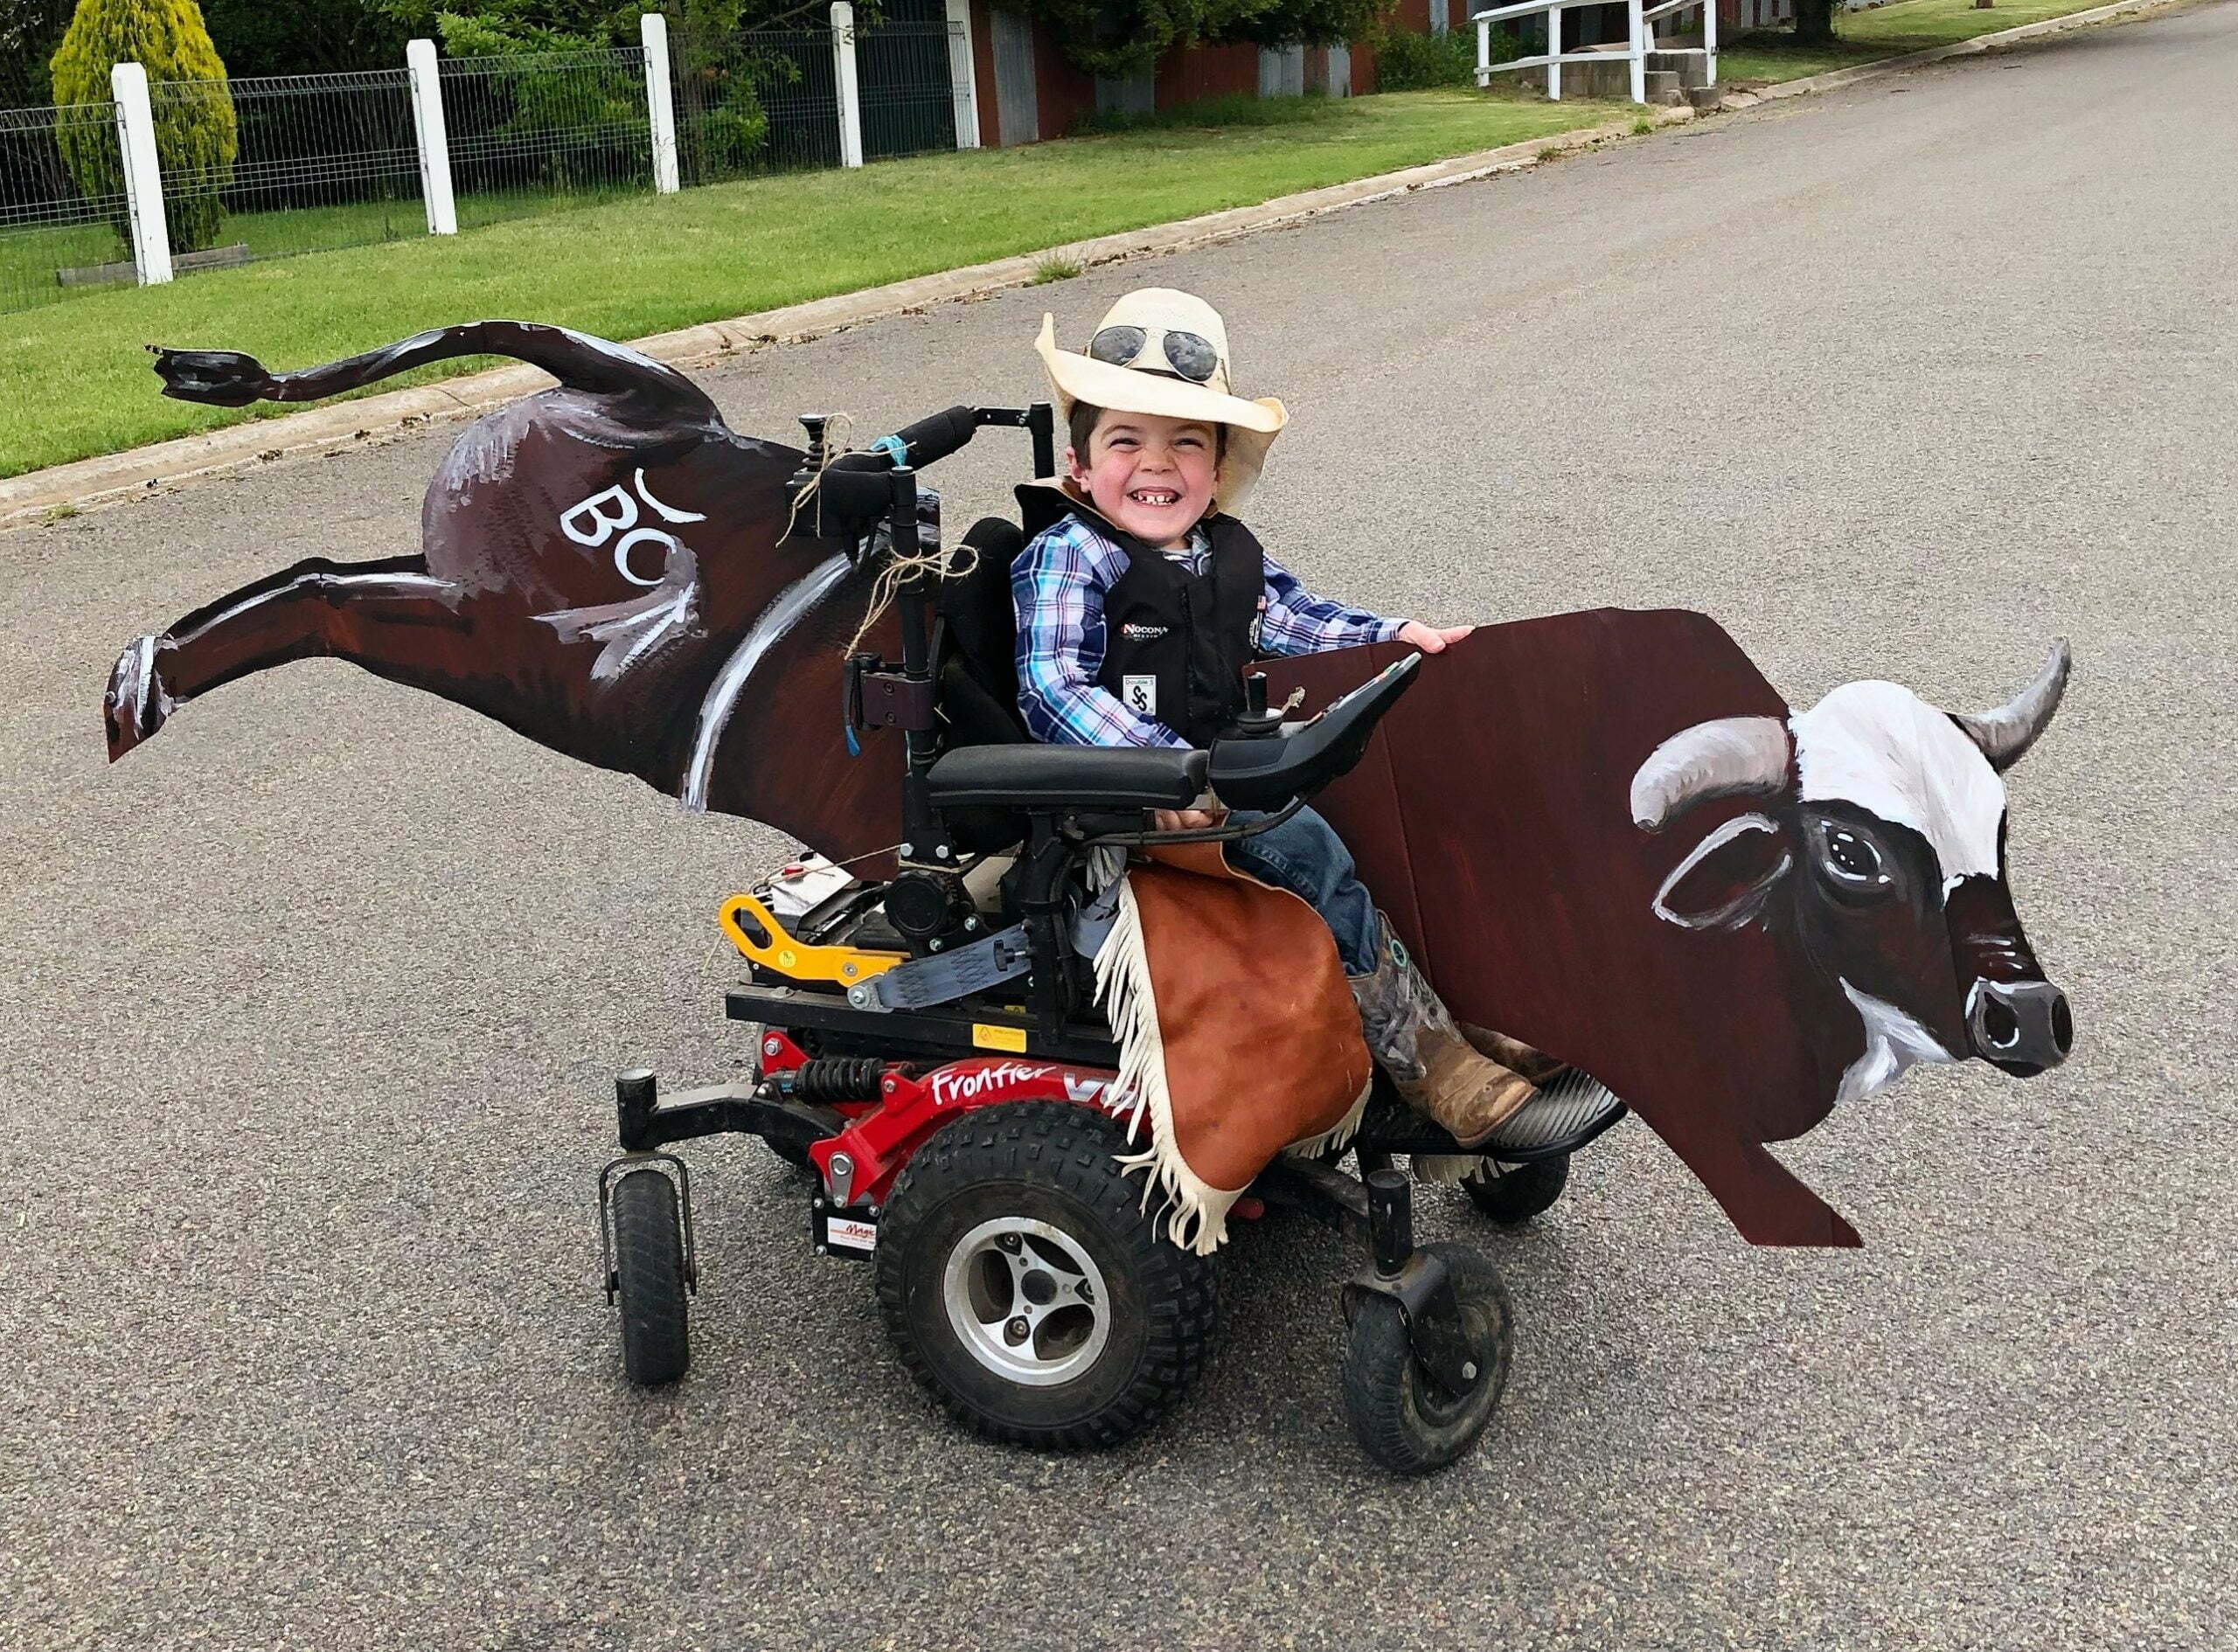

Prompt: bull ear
[{"left": 1653, "top": 814, "right": 1793, "bottom": 931}]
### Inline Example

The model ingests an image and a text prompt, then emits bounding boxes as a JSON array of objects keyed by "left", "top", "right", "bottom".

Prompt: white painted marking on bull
[
  {"left": 559, "top": 327, "right": 671, "bottom": 375},
  {"left": 538, "top": 569, "right": 702, "bottom": 684},
  {"left": 1651, "top": 813, "right": 1790, "bottom": 930},
  {"left": 632, "top": 469, "right": 705, "bottom": 524},
  {"left": 611, "top": 529, "right": 679, "bottom": 587},
  {"left": 118, "top": 634, "right": 172, "bottom": 725},
  {"left": 188, "top": 572, "right": 455, "bottom": 632},
  {"left": 560, "top": 483, "right": 637, "bottom": 546},
  {"left": 681, "top": 552, "right": 851, "bottom": 811},
  {"left": 1836, "top": 980, "right": 1959, "bottom": 1104},
  {"left": 560, "top": 472, "right": 705, "bottom": 588},
  {"left": 608, "top": 586, "right": 694, "bottom": 677},
  {"left": 1792, "top": 682, "right": 2007, "bottom": 884}
]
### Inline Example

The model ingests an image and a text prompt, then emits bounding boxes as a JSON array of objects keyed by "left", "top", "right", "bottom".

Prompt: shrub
[
  {"left": 51, "top": 0, "right": 237, "bottom": 253},
  {"left": 1374, "top": 23, "right": 1519, "bottom": 91}
]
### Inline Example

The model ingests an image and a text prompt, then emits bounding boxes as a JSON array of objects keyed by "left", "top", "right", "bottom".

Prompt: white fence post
[
  {"left": 943, "top": 0, "right": 981, "bottom": 150},
  {"left": 1548, "top": 4, "right": 1563, "bottom": 100},
  {"left": 108, "top": 63, "right": 171, "bottom": 286},
  {"left": 1628, "top": 0, "right": 1646, "bottom": 102},
  {"left": 641, "top": 12, "right": 681, "bottom": 192},
  {"left": 406, "top": 39, "right": 458, "bottom": 234},
  {"left": 1705, "top": 0, "right": 1719, "bottom": 86},
  {"left": 831, "top": 2, "right": 865, "bottom": 169}
]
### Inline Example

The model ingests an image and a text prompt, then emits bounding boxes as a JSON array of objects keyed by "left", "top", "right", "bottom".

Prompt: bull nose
[{"left": 1967, "top": 980, "right": 2074, "bottom": 1075}]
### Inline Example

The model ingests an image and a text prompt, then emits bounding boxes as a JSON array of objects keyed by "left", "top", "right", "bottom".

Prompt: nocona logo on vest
[{"left": 1120, "top": 621, "right": 1170, "bottom": 641}]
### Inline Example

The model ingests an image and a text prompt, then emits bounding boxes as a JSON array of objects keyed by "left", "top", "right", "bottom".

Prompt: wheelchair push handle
[
  {"left": 788, "top": 402, "right": 1055, "bottom": 545},
  {"left": 871, "top": 404, "right": 979, "bottom": 470}
]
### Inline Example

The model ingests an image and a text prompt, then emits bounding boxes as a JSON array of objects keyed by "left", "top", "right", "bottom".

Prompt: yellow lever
[{"left": 719, "top": 892, "right": 906, "bottom": 986}]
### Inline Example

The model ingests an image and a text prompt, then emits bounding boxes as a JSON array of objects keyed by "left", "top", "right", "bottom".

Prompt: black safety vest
[
  {"left": 1015, "top": 488, "right": 1268, "bottom": 747},
  {"left": 1095, "top": 517, "right": 1265, "bottom": 747}
]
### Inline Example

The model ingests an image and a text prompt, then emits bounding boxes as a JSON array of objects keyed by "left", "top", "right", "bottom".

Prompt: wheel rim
[
  {"left": 940, "top": 1216, "right": 1112, "bottom": 1387},
  {"left": 1413, "top": 1298, "right": 1499, "bottom": 1427}
]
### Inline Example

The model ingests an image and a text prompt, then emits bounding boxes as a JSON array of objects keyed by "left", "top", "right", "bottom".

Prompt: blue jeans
[{"left": 1226, "top": 806, "right": 1381, "bottom": 976}]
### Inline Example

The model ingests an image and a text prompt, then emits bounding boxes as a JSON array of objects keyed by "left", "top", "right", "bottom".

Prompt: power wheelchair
[{"left": 594, "top": 402, "right": 1624, "bottom": 1475}]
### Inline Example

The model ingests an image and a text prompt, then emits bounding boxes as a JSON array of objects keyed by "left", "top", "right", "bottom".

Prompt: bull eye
[{"left": 1820, "top": 824, "right": 1887, "bottom": 885}]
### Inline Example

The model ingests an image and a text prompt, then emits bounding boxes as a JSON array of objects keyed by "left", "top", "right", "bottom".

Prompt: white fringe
[
  {"left": 1091, "top": 873, "right": 1245, "bottom": 1256},
  {"left": 1410, "top": 1153, "right": 1491, "bottom": 1184},
  {"left": 1282, "top": 1077, "right": 1371, "bottom": 1163}
]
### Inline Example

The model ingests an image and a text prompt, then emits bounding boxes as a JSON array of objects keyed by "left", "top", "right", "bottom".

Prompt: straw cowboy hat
[{"left": 1035, "top": 288, "right": 1288, "bottom": 517}]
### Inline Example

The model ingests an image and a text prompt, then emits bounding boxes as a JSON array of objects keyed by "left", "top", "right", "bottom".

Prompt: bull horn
[
  {"left": 1630, "top": 716, "right": 1790, "bottom": 830},
  {"left": 1953, "top": 640, "right": 2071, "bottom": 773}
]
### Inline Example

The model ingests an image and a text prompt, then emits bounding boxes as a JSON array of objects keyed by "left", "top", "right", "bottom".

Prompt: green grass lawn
[
  {"left": 0, "top": 89, "right": 1628, "bottom": 480},
  {"left": 0, "top": 183, "right": 670, "bottom": 320},
  {"left": 1719, "top": 0, "right": 2124, "bottom": 82}
]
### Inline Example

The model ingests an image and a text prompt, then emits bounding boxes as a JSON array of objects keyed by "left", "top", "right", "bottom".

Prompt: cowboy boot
[
  {"left": 1456, "top": 1024, "right": 1569, "bottom": 1085},
  {"left": 1349, "top": 918, "right": 1538, "bottom": 1151}
]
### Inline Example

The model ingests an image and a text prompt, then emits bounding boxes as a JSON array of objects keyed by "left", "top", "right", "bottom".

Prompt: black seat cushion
[{"left": 928, "top": 744, "right": 1208, "bottom": 810}]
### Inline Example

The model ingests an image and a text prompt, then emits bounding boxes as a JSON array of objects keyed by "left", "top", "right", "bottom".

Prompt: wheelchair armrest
[{"left": 927, "top": 743, "right": 1209, "bottom": 811}]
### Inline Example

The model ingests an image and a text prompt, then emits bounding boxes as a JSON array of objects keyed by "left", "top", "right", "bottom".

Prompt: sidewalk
[{"left": 0, "top": 0, "right": 2181, "bottom": 531}]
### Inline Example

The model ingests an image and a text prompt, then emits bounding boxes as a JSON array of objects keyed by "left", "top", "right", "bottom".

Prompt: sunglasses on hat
[{"left": 1088, "top": 323, "right": 1220, "bottom": 385}]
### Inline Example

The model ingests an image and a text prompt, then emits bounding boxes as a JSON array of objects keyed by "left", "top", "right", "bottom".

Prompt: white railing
[
  {"left": 1644, "top": 0, "right": 1719, "bottom": 88},
  {"left": 1473, "top": 0, "right": 1715, "bottom": 102}
]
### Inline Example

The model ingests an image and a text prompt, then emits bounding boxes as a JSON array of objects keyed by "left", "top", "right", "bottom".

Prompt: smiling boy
[{"left": 1011, "top": 288, "right": 1586, "bottom": 1154}]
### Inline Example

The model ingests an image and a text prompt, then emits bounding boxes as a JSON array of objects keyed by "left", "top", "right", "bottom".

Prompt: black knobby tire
[
  {"left": 1342, "top": 1242, "right": 1513, "bottom": 1476},
  {"left": 874, "top": 1100, "right": 1221, "bottom": 1451},
  {"left": 611, "top": 1168, "right": 690, "bottom": 1386},
  {"left": 1462, "top": 1154, "right": 1570, "bottom": 1226}
]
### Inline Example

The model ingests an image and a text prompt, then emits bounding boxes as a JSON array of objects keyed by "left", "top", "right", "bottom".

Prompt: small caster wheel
[
  {"left": 610, "top": 1167, "right": 690, "bottom": 1385},
  {"left": 1461, "top": 1154, "right": 1568, "bottom": 1226},
  {"left": 875, "top": 1100, "right": 1221, "bottom": 1451},
  {"left": 1342, "top": 1242, "right": 1512, "bottom": 1475}
]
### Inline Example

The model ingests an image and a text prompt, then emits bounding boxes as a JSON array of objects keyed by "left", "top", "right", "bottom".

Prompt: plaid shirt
[{"left": 1011, "top": 511, "right": 1404, "bottom": 748}]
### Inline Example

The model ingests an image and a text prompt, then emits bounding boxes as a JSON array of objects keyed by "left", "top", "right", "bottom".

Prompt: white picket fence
[{"left": 1, "top": 4, "right": 983, "bottom": 307}]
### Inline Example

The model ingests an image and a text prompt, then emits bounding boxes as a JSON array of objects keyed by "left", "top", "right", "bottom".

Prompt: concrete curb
[{"left": 0, "top": 0, "right": 2174, "bottom": 530}]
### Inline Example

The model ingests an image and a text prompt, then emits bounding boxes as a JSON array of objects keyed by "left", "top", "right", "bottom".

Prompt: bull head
[{"left": 1630, "top": 642, "right": 2074, "bottom": 1099}]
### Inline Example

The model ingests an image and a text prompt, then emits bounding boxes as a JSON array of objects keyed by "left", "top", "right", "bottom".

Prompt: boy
[{"left": 1011, "top": 288, "right": 1571, "bottom": 1153}]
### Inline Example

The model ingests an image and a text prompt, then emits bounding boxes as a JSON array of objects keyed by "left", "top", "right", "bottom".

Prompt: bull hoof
[{"left": 104, "top": 635, "right": 171, "bottom": 760}]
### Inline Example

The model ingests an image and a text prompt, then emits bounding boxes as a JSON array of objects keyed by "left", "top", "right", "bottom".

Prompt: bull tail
[{"left": 149, "top": 320, "right": 716, "bottom": 420}]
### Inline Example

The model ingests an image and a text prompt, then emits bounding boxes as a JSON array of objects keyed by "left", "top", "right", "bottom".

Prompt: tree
[
  {"left": 1227, "top": 0, "right": 1385, "bottom": 49},
  {"left": 0, "top": 0, "right": 77, "bottom": 106},
  {"left": 1793, "top": 0, "right": 1836, "bottom": 43},
  {"left": 200, "top": 0, "right": 409, "bottom": 79},
  {"left": 51, "top": 0, "right": 238, "bottom": 253}
]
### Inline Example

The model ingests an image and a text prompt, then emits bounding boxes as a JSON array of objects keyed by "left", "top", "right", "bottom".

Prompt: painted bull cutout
[
  {"left": 107, "top": 322, "right": 2075, "bottom": 1247},
  {"left": 108, "top": 320, "right": 905, "bottom": 861},
  {"left": 1273, "top": 616, "right": 2071, "bottom": 1246}
]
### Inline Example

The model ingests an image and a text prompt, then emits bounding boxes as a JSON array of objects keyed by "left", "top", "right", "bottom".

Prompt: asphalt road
[{"left": 5, "top": 6, "right": 2235, "bottom": 1648}]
